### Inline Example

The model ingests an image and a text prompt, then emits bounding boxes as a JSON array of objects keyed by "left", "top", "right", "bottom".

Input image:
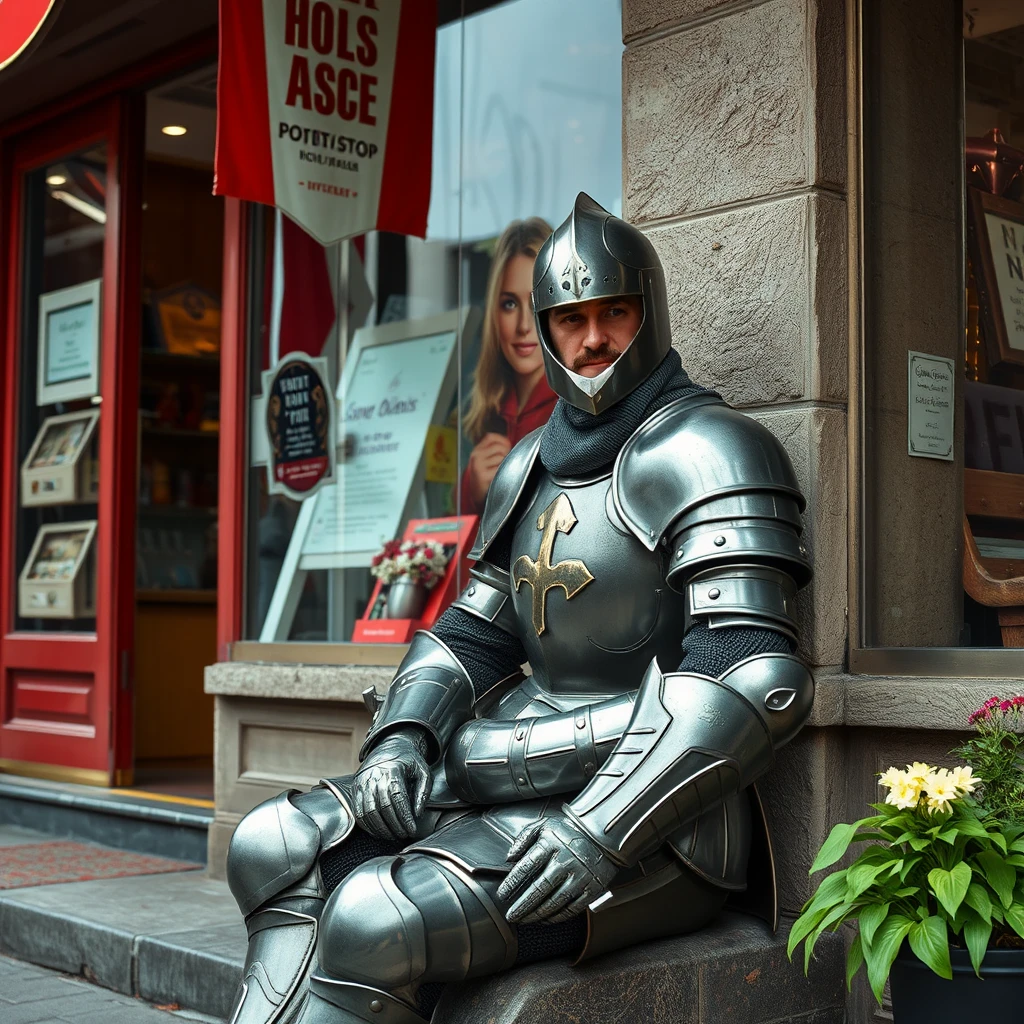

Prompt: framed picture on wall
[
  {"left": 37, "top": 278, "right": 102, "bottom": 405},
  {"left": 967, "top": 188, "right": 1024, "bottom": 368}
]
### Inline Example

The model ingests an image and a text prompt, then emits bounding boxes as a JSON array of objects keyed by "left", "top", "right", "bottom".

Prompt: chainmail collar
[{"left": 538, "top": 348, "right": 717, "bottom": 477}]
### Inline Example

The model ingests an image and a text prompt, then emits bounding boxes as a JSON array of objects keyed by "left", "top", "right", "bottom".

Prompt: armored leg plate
[
  {"left": 229, "top": 887, "right": 322, "bottom": 1024},
  {"left": 293, "top": 975, "right": 427, "bottom": 1024}
]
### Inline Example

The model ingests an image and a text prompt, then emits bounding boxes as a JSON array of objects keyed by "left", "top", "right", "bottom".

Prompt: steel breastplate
[{"left": 508, "top": 467, "right": 688, "bottom": 695}]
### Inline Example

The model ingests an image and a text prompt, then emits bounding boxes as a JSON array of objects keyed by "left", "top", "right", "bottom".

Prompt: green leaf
[
  {"left": 908, "top": 835, "right": 931, "bottom": 852},
  {"left": 787, "top": 904, "right": 828, "bottom": 960},
  {"left": 846, "top": 862, "right": 891, "bottom": 901},
  {"left": 803, "top": 902, "right": 856, "bottom": 974},
  {"left": 964, "top": 912, "right": 992, "bottom": 977},
  {"left": 803, "top": 870, "right": 849, "bottom": 915},
  {"left": 976, "top": 851, "right": 1016, "bottom": 909},
  {"left": 955, "top": 816, "right": 993, "bottom": 841},
  {"left": 908, "top": 916, "right": 953, "bottom": 980},
  {"left": 928, "top": 863, "right": 972, "bottom": 918},
  {"left": 865, "top": 914, "right": 914, "bottom": 1005},
  {"left": 1005, "top": 854, "right": 1024, "bottom": 868},
  {"left": 899, "top": 856, "right": 922, "bottom": 882},
  {"left": 1009, "top": 837, "right": 1024, "bottom": 854},
  {"left": 965, "top": 882, "right": 993, "bottom": 924},
  {"left": 936, "top": 829, "right": 959, "bottom": 846},
  {"left": 846, "top": 933, "right": 865, "bottom": 990},
  {"left": 1004, "top": 903, "right": 1024, "bottom": 941},
  {"left": 810, "top": 822, "right": 863, "bottom": 874},
  {"left": 858, "top": 903, "right": 889, "bottom": 948}
]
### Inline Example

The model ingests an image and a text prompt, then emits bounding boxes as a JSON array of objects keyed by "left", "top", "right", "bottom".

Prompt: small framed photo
[
  {"left": 19, "top": 520, "right": 98, "bottom": 619},
  {"left": 21, "top": 409, "right": 100, "bottom": 506},
  {"left": 37, "top": 278, "right": 102, "bottom": 405},
  {"left": 967, "top": 188, "right": 1024, "bottom": 368}
]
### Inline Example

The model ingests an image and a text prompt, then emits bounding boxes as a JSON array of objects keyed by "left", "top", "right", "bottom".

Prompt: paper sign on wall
[
  {"left": 214, "top": 0, "right": 437, "bottom": 246},
  {"left": 907, "top": 351, "right": 955, "bottom": 461}
]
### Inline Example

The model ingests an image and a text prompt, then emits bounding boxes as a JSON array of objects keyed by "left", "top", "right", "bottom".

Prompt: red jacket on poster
[{"left": 459, "top": 378, "right": 558, "bottom": 516}]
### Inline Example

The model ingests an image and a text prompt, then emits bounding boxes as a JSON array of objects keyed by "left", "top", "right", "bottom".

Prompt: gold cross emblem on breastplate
[{"left": 512, "top": 493, "right": 594, "bottom": 636}]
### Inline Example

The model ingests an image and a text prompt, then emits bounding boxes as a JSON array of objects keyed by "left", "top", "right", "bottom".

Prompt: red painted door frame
[
  {"left": 0, "top": 96, "right": 141, "bottom": 785},
  {"left": 0, "top": 33, "right": 249, "bottom": 784}
]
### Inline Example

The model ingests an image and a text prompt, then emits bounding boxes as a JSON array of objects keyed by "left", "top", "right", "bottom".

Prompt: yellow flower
[
  {"left": 886, "top": 775, "right": 922, "bottom": 810},
  {"left": 879, "top": 766, "right": 904, "bottom": 791},
  {"left": 950, "top": 765, "right": 981, "bottom": 796},
  {"left": 923, "top": 769, "right": 959, "bottom": 814},
  {"left": 906, "top": 762, "right": 933, "bottom": 787}
]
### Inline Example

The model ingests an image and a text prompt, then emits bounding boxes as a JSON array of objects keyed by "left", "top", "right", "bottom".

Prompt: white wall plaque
[
  {"left": 907, "top": 351, "right": 955, "bottom": 461},
  {"left": 37, "top": 278, "right": 102, "bottom": 406}
]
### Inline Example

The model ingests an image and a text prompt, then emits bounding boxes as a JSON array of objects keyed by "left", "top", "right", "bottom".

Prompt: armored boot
[{"left": 226, "top": 788, "right": 355, "bottom": 1024}]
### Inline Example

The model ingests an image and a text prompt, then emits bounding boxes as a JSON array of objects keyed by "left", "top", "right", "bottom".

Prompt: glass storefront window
[
  {"left": 15, "top": 146, "right": 108, "bottom": 633},
  {"left": 243, "top": 0, "right": 623, "bottom": 645}
]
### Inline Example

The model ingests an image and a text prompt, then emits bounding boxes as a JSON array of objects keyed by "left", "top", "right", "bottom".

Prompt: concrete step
[
  {"left": 0, "top": 825, "right": 241, "bottom": 1020},
  {"left": 0, "top": 775, "right": 212, "bottom": 864}
]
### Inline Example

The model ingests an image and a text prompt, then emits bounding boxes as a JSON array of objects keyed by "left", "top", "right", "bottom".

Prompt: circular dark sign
[
  {"left": 0, "top": 0, "right": 61, "bottom": 72},
  {"left": 266, "top": 357, "right": 332, "bottom": 497}
]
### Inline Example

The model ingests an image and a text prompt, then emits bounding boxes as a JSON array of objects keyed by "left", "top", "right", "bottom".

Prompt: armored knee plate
[
  {"left": 318, "top": 854, "right": 515, "bottom": 991},
  {"left": 227, "top": 788, "right": 355, "bottom": 1024}
]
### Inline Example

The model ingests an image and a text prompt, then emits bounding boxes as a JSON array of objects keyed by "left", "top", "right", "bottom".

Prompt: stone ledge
[
  {"left": 205, "top": 661, "right": 391, "bottom": 703},
  {"left": 435, "top": 912, "right": 844, "bottom": 1024}
]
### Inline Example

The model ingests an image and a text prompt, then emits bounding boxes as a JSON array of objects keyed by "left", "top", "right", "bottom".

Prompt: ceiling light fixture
[
  {"left": 161, "top": 125, "right": 187, "bottom": 137},
  {"left": 46, "top": 174, "right": 67, "bottom": 186}
]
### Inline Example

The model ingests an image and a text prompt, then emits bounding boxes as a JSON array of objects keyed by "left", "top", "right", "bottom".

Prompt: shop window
[
  {"left": 242, "top": 0, "right": 623, "bottom": 646},
  {"left": 14, "top": 146, "right": 108, "bottom": 633},
  {"left": 855, "top": 1, "right": 1024, "bottom": 668}
]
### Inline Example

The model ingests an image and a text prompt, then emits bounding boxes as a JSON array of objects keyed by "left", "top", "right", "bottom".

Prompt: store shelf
[
  {"left": 139, "top": 505, "right": 217, "bottom": 518},
  {"left": 141, "top": 351, "right": 220, "bottom": 372},
  {"left": 141, "top": 425, "right": 219, "bottom": 440},
  {"left": 137, "top": 588, "right": 216, "bottom": 605}
]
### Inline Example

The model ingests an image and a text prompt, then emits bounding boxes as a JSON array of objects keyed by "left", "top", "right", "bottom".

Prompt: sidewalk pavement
[
  {"left": 0, "top": 953, "right": 224, "bottom": 1024},
  {"left": 0, "top": 825, "right": 243, "bottom": 1021}
]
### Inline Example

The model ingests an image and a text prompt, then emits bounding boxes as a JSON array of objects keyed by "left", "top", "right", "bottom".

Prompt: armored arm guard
[
  {"left": 359, "top": 630, "right": 475, "bottom": 763},
  {"left": 444, "top": 691, "right": 636, "bottom": 803},
  {"left": 564, "top": 654, "right": 813, "bottom": 867}
]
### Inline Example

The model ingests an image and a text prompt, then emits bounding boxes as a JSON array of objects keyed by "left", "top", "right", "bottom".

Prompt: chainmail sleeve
[{"left": 677, "top": 621, "right": 793, "bottom": 678}]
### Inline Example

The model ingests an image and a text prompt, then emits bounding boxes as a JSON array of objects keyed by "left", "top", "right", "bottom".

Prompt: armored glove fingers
[
  {"left": 353, "top": 727, "right": 431, "bottom": 840},
  {"left": 498, "top": 814, "right": 618, "bottom": 925}
]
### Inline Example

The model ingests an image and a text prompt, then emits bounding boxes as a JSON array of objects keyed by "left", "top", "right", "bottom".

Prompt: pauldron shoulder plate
[
  {"left": 468, "top": 426, "right": 544, "bottom": 560},
  {"left": 612, "top": 396, "right": 811, "bottom": 591}
]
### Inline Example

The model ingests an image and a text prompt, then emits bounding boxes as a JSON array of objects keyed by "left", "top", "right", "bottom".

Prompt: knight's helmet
[{"left": 532, "top": 192, "right": 672, "bottom": 415}]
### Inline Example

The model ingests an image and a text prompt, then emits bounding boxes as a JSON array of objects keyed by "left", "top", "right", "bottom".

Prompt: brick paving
[{"left": 0, "top": 953, "right": 222, "bottom": 1023}]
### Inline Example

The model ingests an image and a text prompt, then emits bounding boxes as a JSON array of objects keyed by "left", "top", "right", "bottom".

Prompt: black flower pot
[{"left": 889, "top": 944, "right": 1024, "bottom": 1022}]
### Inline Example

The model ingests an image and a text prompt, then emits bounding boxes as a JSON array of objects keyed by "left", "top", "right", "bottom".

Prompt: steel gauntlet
[
  {"left": 360, "top": 631, "right": 475, "bottom": 763},
  {"left": 444, "top": 691, "right": 636, "bottom": 803},
  {"left": 564, "top": 653, "right": 813, "bottom": 867}
]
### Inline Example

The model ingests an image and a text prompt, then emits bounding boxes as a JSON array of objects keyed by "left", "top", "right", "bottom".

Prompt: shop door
[{"left": 0, "top": 96, "right": 142, "bottom": 785}]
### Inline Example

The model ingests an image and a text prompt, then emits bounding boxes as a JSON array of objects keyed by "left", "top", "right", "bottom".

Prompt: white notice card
[
  {"left": 303, "top": 330, "right": 458, "bottom": 560},
  {"left": 907, "top": 351, "right": 954, "bottom": 461}
]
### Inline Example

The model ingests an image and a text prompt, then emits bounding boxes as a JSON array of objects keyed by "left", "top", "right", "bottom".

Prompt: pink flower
[
  {"left": 423, "top": 547, "right": 435, "bottom": 559},
  {"left": 1001, "top": 700, "right": 1013, "bottom": 712},
  {"left": 984, "top": 697, "right": 1001, "bottom": 709}
]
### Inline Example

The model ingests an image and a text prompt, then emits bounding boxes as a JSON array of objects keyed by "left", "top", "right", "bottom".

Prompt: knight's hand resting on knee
[
  {"left": 498, "top": 814, "right": 618, "bottom": 925},
  {"left": 353, "top": 727, "right": 431, "bottom": 840}
]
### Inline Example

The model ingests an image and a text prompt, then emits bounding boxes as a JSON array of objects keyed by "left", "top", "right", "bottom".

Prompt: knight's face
[{"left": 546, "top": 295, "right": 643, "bottom": 379}]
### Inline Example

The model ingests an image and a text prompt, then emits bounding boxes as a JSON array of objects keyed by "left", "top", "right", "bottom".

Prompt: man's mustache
[{"left": 572, "top": 345, "right": 621, "bottom": 372}]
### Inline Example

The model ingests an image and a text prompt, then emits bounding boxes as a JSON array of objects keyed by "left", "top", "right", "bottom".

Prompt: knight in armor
[{"left": 226, "top": 194, "right": 815, "bottom": 1024}]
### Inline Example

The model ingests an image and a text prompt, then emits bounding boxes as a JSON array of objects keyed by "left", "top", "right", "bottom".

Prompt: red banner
[
  {"left": 215, "top": 0, "right": 436, "bottom": 246},
  {"left": 0, "top": 0, "right": 60, "bottom": 71}
]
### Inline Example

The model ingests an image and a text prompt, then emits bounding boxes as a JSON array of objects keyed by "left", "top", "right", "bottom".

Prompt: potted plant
[
  {"left": 370, "top": 539, "right": 450, "bottom": 620},
  {"left": 789, "top": 700, "right": 1024, "bottom": 1021}
]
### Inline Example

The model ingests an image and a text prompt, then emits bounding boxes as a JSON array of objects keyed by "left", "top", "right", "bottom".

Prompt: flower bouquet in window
[
  {"left": 790, "top": 698, "right": 1024, "bottom": 1020},
  {"left": 370, "top": 540, "right": 451, "bottom": 620}
]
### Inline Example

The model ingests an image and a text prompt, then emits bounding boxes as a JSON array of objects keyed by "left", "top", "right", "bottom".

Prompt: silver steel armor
[
  {"left": 225, "top": 196, "right": 815, "bottom": 1024},
  {"left": 532, "top": 193, "right": 673, "bottom": 414},
  {"left": 359, "top": 631, "right": 475, "bottom": 761}
]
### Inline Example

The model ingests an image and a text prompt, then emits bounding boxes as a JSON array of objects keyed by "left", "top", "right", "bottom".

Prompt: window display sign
[
  {"left": 262, "top": 354, "right": 334, "bottom": 501},
  {"left": 37, "top": 279, "right": 101, "bottom": 405},
  {"left": 215, "top": 0, "right": 436, "bottom": 246},
  {"left": 152, "top": 284, "right": 221, "bottom": 356},
  {"left": 21, "top": 409, "right": 99, "bottom": 506},
  {"left": 259, "top": 307, "right": 476, "bottom": 642},
  {"left": 0, "top": 0, "right": 60, "bottom": 71},
  {"left": 19, "top": 520, "right": 97, "bottom": 619},
  {"left": 907, "top": 351, "right": 954, "bottom": 461},
  {"left": 968, "top": 188, "right": 1024, "bottom": 368}
]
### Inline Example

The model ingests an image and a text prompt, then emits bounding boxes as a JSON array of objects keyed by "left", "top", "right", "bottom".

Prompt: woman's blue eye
[{"left": 501, "top": 298, "right": 517, "bottom": 311}]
